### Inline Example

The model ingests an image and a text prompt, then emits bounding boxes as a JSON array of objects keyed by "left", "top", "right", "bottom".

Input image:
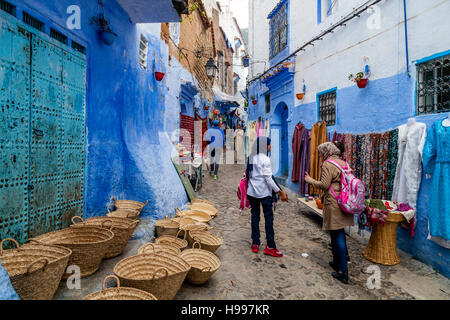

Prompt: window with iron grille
[
  {"left": 72, "top": 41, "right": 86, "bottom": 55},
  {"left": 318, "top": 90, "right": 336, "bottom": 126},
  {"left": 417, "top": 54, "right": 450, "bottom": 115},
  {"left": 269, "top": 2, "right": 287, "bottom": 60},
  {"left": 0, "top": 0, "right": 16, "bottom": 16},
  {"left": 50, "top": 28, "right": 68, "bottom": 45},
  {"left": 265, "top": 93, "right": 271, "bottom": 114},
  {"left": 139, "top": 35, "right": 148, "bottom": 70},
  {"left": 22, "top": 12, "right": 45, "bottom": 32}
]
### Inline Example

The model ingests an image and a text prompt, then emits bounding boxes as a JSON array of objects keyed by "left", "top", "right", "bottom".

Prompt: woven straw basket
[
  {"left": 71, "top": 216, "right": 138, "bottom": 259},
  {"left": 154, "top": 230, "right": 188, "bottom": 251},
  {"left": 175, "top": 207, "right": 212, "bottom": 223},
  {"left": 188, "top": 230, "right": 223, "bottom": 253},
  {"left": 0, "top": 238, "right": 72, "bottom": 300},
  {"left": 363, "top": 211, "right": 406, "bottom": 266},
  {"left": 191, "top": 198, "right": 216, "bottom": 207},
  {"left": 107, "top": 208, "right": 141, "bottom": 220},
  {"left": 113, "top": 252, "right": 190, "bottom": 300},
  {"left": 188, "top": 203, "right": 218, "bottom": 217},
  {"left": 114, "top": 199, "right": 148, "bottom": 212},
  {"left": 31, "top": 225, "right": 114, "bottom": 279},
  {"left": 83, "top": 275, "right": 157, "bottom": 300},
  {"left": 155, "top": 216, "right": 180, "bottom": 237},
  {"left": 179, "top": 222, "right": 209, "bottom": 239},
  {"left": 180, "top": 242, "right": 221, "bottom": 285},
  {"left": 138, "top": 242, "right": 181, "bottom": 256}
]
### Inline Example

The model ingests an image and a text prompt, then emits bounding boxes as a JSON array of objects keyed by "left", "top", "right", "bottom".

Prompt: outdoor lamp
[{"left": 205, "top": 58, "right": 218, "bottom": 79}]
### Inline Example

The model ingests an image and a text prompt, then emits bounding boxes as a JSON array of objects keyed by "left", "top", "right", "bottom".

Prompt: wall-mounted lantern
[{"left": 205, "top": 58, "right": 218, "bottom": 79}]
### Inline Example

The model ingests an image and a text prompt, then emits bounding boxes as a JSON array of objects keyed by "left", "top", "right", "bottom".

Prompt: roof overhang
[{"left": 117, "top": 0, "right": 188, "bottom": 23}]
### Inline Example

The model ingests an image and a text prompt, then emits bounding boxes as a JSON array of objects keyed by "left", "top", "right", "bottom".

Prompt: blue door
[
  {"left": 0, "top": 11, "right": 86, "bottom": 243},
  {"left": 281, "top": 106, "right": 289, "bottom": 177}
]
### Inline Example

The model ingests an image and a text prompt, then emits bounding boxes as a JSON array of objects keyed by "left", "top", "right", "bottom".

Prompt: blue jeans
[
  {"left": 247, "top": 195, "right": 276, "bottom": 249},
  {"left": 330, "top": 229, "right": 349, "bottom": 272},
  {"left": 210, "top": 148, "right": 222, "bottom": 176}
]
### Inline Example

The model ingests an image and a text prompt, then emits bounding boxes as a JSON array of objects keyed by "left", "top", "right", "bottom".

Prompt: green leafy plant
[{"left": 348, "top": 72, "right": 365, "bottom": 83}]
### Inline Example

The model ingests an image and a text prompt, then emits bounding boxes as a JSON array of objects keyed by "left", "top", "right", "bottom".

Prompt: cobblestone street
[{"left": 176, "top": 163, "right": 450, "bottom": 300}]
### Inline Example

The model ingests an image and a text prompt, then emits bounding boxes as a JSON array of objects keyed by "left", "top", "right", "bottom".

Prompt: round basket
[
  {"left": 71, "top": 216, "right": 138, "bottom": 259},
  {"left": 113, "top": 252, "right": 191, "bottom": 300},
  {"left": 83, "top": 275, "right": 157, "bottom": 300},
  {"left": 180, "top": 242, "right": 221, "bottom": 285},
  {"left": 191, "top": 198, "right": 216, "bottom": 207},
  {"left": 0, "top": 238, "right": 72, "bottom": 300},
  {"left": 138, "top": 242, "right": 181, "bottom": 256},
  {"left": 188, "top": 203, "right": 218, "bottom": 217},
  {"left": 171, "top": 216, "right": 197, "bottom": 227},
  {"left": 114, "top": 199, "right": 148, "bottom": 212},
  {"left": 31, "top": 225, "right": 114, "bottom": 279},
  {"left": 155, "top": 216, "right": 180, "bottom": 237},
  {"left": 180, "top": 223, "right": 209, "bottom": 239},
  {"left": 188, "top": 230, "right": 223, "bottom": 253},
  {"left": 154, "top": 230, "right": 188, "bottom": 251},
  {"left": 107, "top": 208, "right": 141, "bottom": 220},
  {"left": 175, "top": 207, "right": 212, "bottom": 223}
]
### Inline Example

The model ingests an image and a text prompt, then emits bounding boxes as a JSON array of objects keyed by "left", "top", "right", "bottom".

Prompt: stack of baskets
[
  {"left": 107, "top": 198, "right": 148, "bottom": 220},
  {"left": 30, "top": 225, "right": 114, "bottom": 279},
  {"left": 71, "top": 216, "right": 138, "bottom": 259},
  {"left": 83, "top": 275, "right": 157, "bottom": 300},
  {"left": 0, "top": 238, "right": 72, "bottom": 300}
]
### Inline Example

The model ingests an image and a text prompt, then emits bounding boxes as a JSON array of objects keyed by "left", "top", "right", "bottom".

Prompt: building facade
[{"left": 247, "top": 0, "right": 450, "bottom": 277}]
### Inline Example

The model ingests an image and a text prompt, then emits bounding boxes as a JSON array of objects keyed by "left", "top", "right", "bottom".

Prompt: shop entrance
[
  {"left": 272, "top": 102, "right": 289, "bottom": 177},
  {"left": 0, "top": 12, "right": 86, "bottom": 243}
]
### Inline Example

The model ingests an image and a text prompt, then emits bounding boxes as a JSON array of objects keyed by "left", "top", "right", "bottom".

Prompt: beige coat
[{"left": 305, "top": 156, "right": 354, "bottom": 231}]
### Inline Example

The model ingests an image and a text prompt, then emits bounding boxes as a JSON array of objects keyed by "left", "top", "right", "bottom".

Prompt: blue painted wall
[
  {"left": 248, "top": 71, "right": 450, "bottom": 278},
  {"left": 10, "top": 0, "right": 188, "bottom": 219}
]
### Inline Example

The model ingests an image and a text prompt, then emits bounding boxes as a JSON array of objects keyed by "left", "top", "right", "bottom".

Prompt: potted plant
[
  {"left": 155, "top": 72, "right": 165, "bottom": 81},
  {"left": 91, "top": 13, "right": 117, "bottom": 45},
  {"left": 348, "top": 72, "right": 368, "bottom": 88},
  {"left": 296, "top": 93, "right": 304, "bottom": 100},
  {"left": 250, "top": 96, "right": 257, "bottom": 105}
]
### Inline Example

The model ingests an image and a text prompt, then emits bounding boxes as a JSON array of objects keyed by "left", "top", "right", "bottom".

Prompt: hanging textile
[
  {"left": 361, "top": 133, "right": 372, "bottom": 196},
  {"left": 180, "top": 113, "right": 194, "bottom": 152},
  {"left": 264, "top": 119, "right": 270, "bottom": 137},
  {"left": 387, "top": 128, "right": 399, "bottom": 200},
  {"left": 256, "top": 119, "right": 264, "bottom": 137},
  {"left": 392, "top": 122, "right": 427, "bottom": 209},
  {"left": 423, "top": 120, "right": 450, "bottom": 243},
  {"left": 309, "top": 121, "right": 327, "bottom": 195},
  {"left": 354, "top": 135, "right": 363, "bottom": 179},
  {"left": 195, "top": 113, "right": 208, "bottom": 155},
  {"left": 291, "top": 123, "right": 305, "bottom": 183},
  {"left": 233, "top": 128, "right": 245, "bottom": 164},
  {"left": 298, "top": 128, "right": 311, "bottom": 195},
  {"left": 246, "top": 121, "right": 258, "bottom": 157}
]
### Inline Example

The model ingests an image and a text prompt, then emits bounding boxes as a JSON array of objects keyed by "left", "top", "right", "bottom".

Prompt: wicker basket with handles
[
  {"left": 83, "top": 275, "right": 157, "bottom": 300},
  {"left": 180, "top": 242, "right": 221, "bottom": 285}
]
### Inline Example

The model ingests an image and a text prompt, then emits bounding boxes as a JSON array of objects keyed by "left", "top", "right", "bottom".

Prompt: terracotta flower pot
[
  {"left": 155, "top": 72, "right": 165, "bottom": 81},
  {"left": 296, "top": 93, "right": 304, "bottom": 100},
  {"left": 252, "top": 100, "right": 257, "bottom": 105},
  {"left": 357, "top": 78, "right": 368, "bottom": 88}
]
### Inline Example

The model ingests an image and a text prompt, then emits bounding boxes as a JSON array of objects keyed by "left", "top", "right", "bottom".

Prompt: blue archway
[{"left": 272, "top": 102, "right": 289, "bottom": 177}]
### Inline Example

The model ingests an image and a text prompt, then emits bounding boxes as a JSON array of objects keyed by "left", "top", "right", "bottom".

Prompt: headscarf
[{"left": 318, "top": 142, "right": 341, "bottom": 161}]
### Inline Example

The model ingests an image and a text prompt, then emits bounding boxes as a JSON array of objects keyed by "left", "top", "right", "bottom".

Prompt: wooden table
[{"left": 297, "top": 198, "right": 323, "bottom": 218}]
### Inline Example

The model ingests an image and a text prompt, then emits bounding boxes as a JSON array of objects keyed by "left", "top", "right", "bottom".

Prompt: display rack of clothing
[{"left": 309, "top": 121, "right": 328, "bottom": 195}]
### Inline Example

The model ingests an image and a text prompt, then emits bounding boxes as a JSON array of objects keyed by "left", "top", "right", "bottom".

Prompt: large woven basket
[
  {"left": 188, "top": 203, "right": 218, "bottom": 217},
  {"left": 191, "top": 198, "right": 216, "bottom": 207},
  {"left": 0, "top": 238, "right": 72, "bottom": 300},
  {"left": 188, "top": 230, "right": 223, "bottom": 253},
  {"left": 363, "top": 211, "right": 406, "bottom": 266},
  {"left": 107, "top": 208, "right": 141, "bottom": 220},
  {"left": 179, "top": 222, "right": 209, "bottom": 239},
  {"left": 114, "top": 199, "right": 148, "bottom": 212},
  {"left": 113, "top": 252, "right": 190, "bottom": 300},
  {"left": 138, "top": 242, "right": 181, "bottom": 256},
  {"left": 71, "top": 216, "right": 138, "bottom": 259},
  {"left": 83, "top": 275, "right": 157, "bottom": 300},
  {"left": 180, "top": 242, "right": 221, "bottom": 285},
  {"left": 175, "top": 207, "right": 212, "bottom": 223},
  {"left": 155, "top": 216, "right": 180, "bottom": 237},
  {"left": 154, "top": 230, "right": 188, "bottom": 251},
  {"left": 31, "top": 225, "right": 114, "bottom": 279}
]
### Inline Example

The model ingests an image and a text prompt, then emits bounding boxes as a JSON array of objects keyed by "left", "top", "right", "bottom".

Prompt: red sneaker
[
  {"left": 251, "top": 244, "right": 259, "bottom": 253},
  {"left": 263, "top": 246, "right": 283, "bottom": 257}
]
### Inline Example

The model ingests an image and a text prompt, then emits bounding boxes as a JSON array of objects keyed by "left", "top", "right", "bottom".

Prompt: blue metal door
[{"left": 0, "top": 11, "right": 86, "bottom": 243}]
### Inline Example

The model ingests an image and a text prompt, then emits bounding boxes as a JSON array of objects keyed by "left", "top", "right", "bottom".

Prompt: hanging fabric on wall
[
  {"left": 256, "top": 118, "right": 264, "bottom": 137},
  {"left": 195, "top": 113, "right": 208, "bottom": 155},
  {"left": 298, "top": 128, "right": 311, "bottom": 195},
  {"left": 392, "top": 121, "right": 427, "bottom": 209},
  {"left": 309, "top": 121, "right": 328, "bottom": 195},
  {"left": 246, "top": 121, "right": 258, "bottom": 158},
  {"left": 423, "top": 119, "right": 450, "bottom": 244},
  {"left": 387, "top": 128, "right": 399, "bottom": 200},
  {"left": 180, "top": 113, "right": 195, "bottom": 152},
  {"left": 264, "top": 119, "right": 270, "bottom": 137},
  {"left": 291, "top": 123, "right": 305, "bottom": 183}
]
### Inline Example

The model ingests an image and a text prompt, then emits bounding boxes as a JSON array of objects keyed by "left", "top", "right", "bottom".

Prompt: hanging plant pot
[
  {"left": 357, "top": 79, "right": 368, "bottom": 88},
  {"left": 204, "top": 106, "right": 210, "bottom": 111},
  {"left": 296, "top": 93, "right": 304, "bottom": 100},
  {"left": 100, "top": 29, "right": 117, "bottom": 45},
  {"left": 252, "top": 100, "right": 257, "bottom": 105},
  {"left": 155, "top": 72, "right": 165, "bottom": 81}
]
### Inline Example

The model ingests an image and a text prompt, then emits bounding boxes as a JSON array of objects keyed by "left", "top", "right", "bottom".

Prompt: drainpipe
[{"left": 403, "top": 0, "right": 410, "bottom": 77}]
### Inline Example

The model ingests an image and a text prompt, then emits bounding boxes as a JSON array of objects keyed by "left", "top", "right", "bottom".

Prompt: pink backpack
[
  {"left": 237, "top": 173, "right": 251, "bottom": 210},
  {"left": 325, "top": 159, "right": 366, "bottom": 215}
]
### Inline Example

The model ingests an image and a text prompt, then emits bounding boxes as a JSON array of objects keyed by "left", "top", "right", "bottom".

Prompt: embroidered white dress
[{"left": 392, "top": 122, "right": 427, "bottom": 209}]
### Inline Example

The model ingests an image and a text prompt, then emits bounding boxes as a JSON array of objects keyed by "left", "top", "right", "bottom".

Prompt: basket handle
[
  {"left": 141, "top": 243, "right": 156, "bottom": 254},
  {"left": 151, "top": 267, "right": 169, "bottom": 281},
  {"left": 26, "top": 257, "right": 49, "bottom": 274},
  {"left": 192, "top": 241, "right": 202, "bottom": 249},
  {"left": 0, "top": 238, "right": 19, "bottom": 255},
  {"left": 176, "top": 229, "right": 186, "bottom": 240},
  {"left": 201, "top": 266, "right": 211, "bottom": 273},
  {"left": 102, "top": 275, "right": 120, "bottom": 290},
  {"left": 193, "top": 236, "right": 202, "bottom": 245},
  {"left": 175, "top": 207, "right": 183, "bottom": 217},
  {"left": 100, "top": 219, "right": 114, "bottom": 229},
  {"left": 142, "top": 200, "right": 149, "bottom": 208},
  {"left": 149, "top": 236, "right": 156, "bottom": 243},
  {"left": 71, "top": 216, "right": 84, "bottom": 224}
]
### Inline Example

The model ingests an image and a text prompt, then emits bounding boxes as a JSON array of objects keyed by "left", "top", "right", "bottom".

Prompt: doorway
[{"left": 272, "top": 102, "right": 289, "bottom": 177}]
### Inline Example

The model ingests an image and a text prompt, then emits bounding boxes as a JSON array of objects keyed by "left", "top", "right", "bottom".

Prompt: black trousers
[{"left": 247, "top": 195, "right": 276, "bottom": 248}]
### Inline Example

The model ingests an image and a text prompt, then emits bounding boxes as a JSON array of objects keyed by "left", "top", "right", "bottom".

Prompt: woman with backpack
[
  {"left": 246, "top": 136, "right": 289, "bottom": 257},
  {"left": 305, "top": 141, "right": 354, "bottom": 284}
]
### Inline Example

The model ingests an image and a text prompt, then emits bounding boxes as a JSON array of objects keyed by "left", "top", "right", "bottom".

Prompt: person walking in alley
[
  {"left": 206, "top": 119, "right": 225, "bottom": 180},
  {"left": 247, "top": 136, "right": 289, "bottom": 257},
  {"left": 305, "top": 141, "right": 353, "bottom": 284}
]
